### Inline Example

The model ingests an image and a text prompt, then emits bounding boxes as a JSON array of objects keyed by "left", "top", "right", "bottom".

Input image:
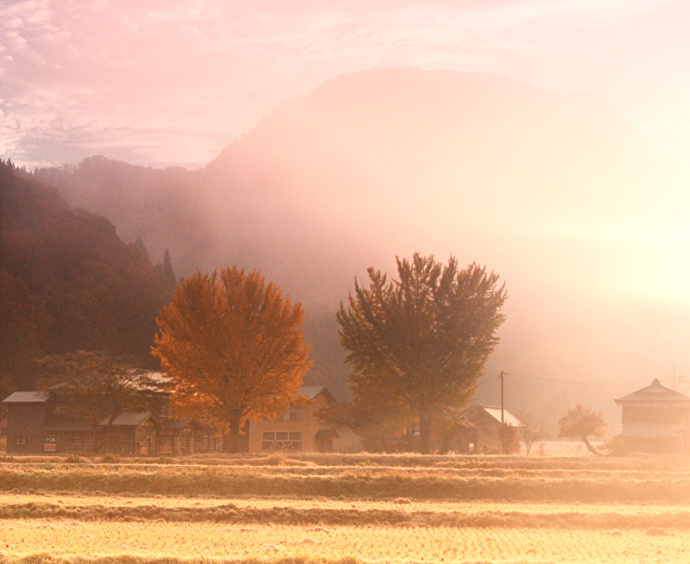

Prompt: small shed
[
  {"left": 615, "top": 379, "right": 690, "bottom": 453},
  {"left": 159, "top": 418, "right": 197, "bottom": 455},
  {"left": 99, "top": 412, "right": 159, "bottom": 455}
]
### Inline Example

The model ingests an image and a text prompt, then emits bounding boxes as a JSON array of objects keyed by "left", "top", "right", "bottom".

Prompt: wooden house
[
  {"left": 247, "top": 386, "right": 361, "bottom": 453},
  {"left": 2, "top": 384, "right": 358, "bottom": 455},
  {"left": 99, "top": 412, "right": 159, "bottom": 455},
  {"left": 615, "top": 379, "right": 690, "bottom": 453},
  {"left": 158, "top": 417, "right": 197, "bottom": 455},
  {"left": 43, "top": 416, "right": 95, "bottom": 453},
  {"left": 450, "top": 404, "right": 523, "bottom": 454},
  {"left": 2, "top": 392, "right": 51, "bottom": 454},
  {"left": 192, "top": 422, "right": 223, "bottom": 453}
]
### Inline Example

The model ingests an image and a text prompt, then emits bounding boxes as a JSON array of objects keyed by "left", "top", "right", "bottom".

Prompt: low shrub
[{"left": 605, "top": 436, "right": 632, "bottom": 457}]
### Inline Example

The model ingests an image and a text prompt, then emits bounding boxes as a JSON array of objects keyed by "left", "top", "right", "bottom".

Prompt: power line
[{"left": 498, "top": 371, "right": 639, "bottom": 389}]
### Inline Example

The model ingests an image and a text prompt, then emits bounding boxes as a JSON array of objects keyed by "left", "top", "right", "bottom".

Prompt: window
[
  {"left": 84, "top": 433, "right": 94, "bottom": 447},
  {"left": 262, "top": 431, "right": 276, "bottom": 450},
  {"left": 159, "top": 402, "right": 175, "bottom": 418},
  {"left": 44, "top": 435, "right": 57, "bottom": 452},
  {"left": 289, "top": 432, "right": 302, "bottom": 450},
  {"left": 14, "top": 436, "right": 27, "bottom": 445},
  {"left": 274, "top": 403, "right": 304, "bottom": 422},
  {"left": 262, "top": 431, "right": 302, "bottom": 450},
  {"left": 288, "top": 404, "right": 303, "bottom": 421},
  {"left": 180, "top": 429, "right": 193, "bottom": 450},
  {"left": 71, "top": 433, "right": 83, "bottom": 445}
]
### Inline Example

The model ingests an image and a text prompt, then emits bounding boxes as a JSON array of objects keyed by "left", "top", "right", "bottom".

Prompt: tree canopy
[
  {"left": 152, "top": 266, "right": 312, "bottom": 452},
  {"left": 0, "top": 161, "right": 176, "bottom": 397},
  {"left": 37, "top": 350, "right": 162, "bottom": 451},
  {"left": 337, "top": 253, "right": 507, "bottom": 453},
  {"left": 558, "top": 404, "right": 607, "bottom": 454}
]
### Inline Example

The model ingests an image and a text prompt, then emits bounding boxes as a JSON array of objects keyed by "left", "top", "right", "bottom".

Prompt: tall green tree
[
  {"left": 337, "top": 253, "right": 507, "bottom": 453},
  {"left": 152, "top": 267, "right": 312, "bottom": 452}
]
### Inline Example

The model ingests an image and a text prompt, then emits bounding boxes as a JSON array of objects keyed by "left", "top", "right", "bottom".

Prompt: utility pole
[{"left": 499, "top": 370, "right": 505, "bottom": 424}]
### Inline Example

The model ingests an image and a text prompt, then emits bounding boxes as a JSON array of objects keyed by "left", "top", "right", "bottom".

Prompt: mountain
[
  {"left": 33, "top": 68, "right": 690, "bottom": 431},
  {"left": 0, "top": 160, "right": 177, "bottom": 397}
]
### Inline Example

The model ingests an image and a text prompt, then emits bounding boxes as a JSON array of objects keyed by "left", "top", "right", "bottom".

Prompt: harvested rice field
[{"left": 1, "top": 453, "right": 689, "bottom": 563}]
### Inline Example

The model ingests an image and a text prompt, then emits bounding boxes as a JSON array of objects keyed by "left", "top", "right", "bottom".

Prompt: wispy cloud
[{"left": 0, "top": 0, "right": 681, "bottom": 167}]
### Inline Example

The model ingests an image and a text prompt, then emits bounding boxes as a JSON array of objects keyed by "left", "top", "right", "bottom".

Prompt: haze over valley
[
  {"left": 18, "top": 68, "right": 687, "bottom": 433},
  {"left": 2, "top": 1, "right": 689, "bottom": 435}
]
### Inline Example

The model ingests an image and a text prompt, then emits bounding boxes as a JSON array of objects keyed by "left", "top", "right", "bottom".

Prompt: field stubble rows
[
  {"left": 2, "top": 454, "right": 690, "bottom": 563},
  {"left": 2, "top": 460, "right": 690, "bottom": 502},
  {"left": 3, "top": 520, "right": 690, "bottom": 563}
]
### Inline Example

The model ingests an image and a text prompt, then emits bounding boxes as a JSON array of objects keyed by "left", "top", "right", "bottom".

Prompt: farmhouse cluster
[
  {"left": 3, "top": 378, "right": 689, "bottom": 455},
  {"left": 1, "top": 385, "right": 362, "bottom": 456}
]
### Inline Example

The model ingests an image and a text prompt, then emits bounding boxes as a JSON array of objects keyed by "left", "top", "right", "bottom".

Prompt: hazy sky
[{"left": 1, "top": 0, "right": 689, "bottom": 169}]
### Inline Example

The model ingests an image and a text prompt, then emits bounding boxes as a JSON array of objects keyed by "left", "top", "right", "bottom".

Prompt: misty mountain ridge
[
  {"left": 0, "top": 161, "right": 177, "bottom": 396},
  {"left": 32, "top": 67, "right": 690, "bottom": 432},
  {"left": 42, "top": 68, "right": 671, "bottom": 292}
]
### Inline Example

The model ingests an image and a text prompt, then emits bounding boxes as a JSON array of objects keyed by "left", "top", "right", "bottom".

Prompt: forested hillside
[
  {"left": 0, "top": 160, "right": 177, "bottom": 397},
  {"left": 25, "top": 69, "right": 690, "bottom": 429}
]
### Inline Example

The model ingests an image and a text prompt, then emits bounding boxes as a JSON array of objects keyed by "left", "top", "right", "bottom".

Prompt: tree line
[
  {"left": 0, "top": 159, "right": 176, "bottom": 397},
  {"left": 3, "top": 159, "right": 606, "bottom": 453}
]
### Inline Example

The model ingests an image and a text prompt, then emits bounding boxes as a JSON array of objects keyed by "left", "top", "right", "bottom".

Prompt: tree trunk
[
  {"left": 223, "top": 417, "right": 242, "bottom": 453},
  {"left": 418, "top": 410, "right": 432, "bottom": 454},
  {"left": 93, "top": 423, "right": 106, "bottom": 453},
  {"left": 582, "top": 435, "right": 602, "bottom": 455}
]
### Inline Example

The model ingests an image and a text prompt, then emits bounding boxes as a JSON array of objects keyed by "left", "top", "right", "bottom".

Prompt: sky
[
  {"left": 1, "top": 0, "right": 689, "bottom": 405},
  {"left": 1, "top": 0, "right": 689, "bottom": 169}
]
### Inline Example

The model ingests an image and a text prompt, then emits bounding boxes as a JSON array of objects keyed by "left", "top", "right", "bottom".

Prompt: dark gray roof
[
  {"left": 2, "top": 391, "right": 50, "bottom": 403},
  {"left": 160, "top": 418, "right": 194, "bottom": 430},
  {"left": 615, "top": 379, "right": 690, "bottom": 404},
  {"left": 298, "top": 386, "right": 335, "bottom": 401},
  {"left": 99, "top": 412, "right": 153, "bottom": 427}
]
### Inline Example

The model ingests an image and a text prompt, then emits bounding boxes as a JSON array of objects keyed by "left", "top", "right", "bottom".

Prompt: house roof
[
  {"left": 299, "top": 386, "right": 335, "bottom": 402},
  {"left": 2, "top": 391, "right": 50, "bottom": 403},
  {"left": 473, "top": 405, "right": 523, "bottom": 427},
  {"left": 99, "top": 412, "right": 153, "bottom": 427},
  {"left": 615, "top": 379, "right": 690, "bottom": 404},
  {"left": 160, "top": 418, "right": 194, "bottom": 430}
]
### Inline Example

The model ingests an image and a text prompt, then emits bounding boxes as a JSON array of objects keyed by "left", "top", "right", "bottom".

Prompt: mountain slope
[
  {"left": 1, "top": 160, "right": 176, "bottom": 395},
  {"left": 33, "top": 68, "right": 690, "bottom": 427}
]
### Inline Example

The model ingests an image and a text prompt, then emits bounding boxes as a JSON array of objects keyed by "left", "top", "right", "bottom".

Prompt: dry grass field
[{"left": 1, "top": 453, "right": 690, "bottom": 563}]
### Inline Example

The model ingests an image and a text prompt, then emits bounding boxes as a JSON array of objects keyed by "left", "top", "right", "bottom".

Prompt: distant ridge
[{"left": 32, "top": 67, "right": 690, "bottom": 428}]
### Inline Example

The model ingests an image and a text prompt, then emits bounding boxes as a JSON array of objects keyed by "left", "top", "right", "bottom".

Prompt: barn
[{"left": 615, "top": 379, "right": 690, "bottom": 453}]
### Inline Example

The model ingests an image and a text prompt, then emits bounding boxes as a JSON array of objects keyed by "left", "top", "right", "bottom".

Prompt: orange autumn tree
[{"left": 152, "top": 267, "right": 311, "bottom": 452}]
